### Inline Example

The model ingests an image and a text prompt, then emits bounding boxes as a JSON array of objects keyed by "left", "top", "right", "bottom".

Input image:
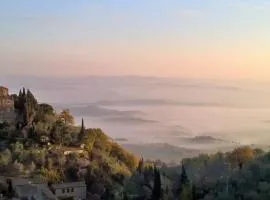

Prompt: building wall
[
  {"left": 0, "top": 87, "right": 8, "bottom": 97},
  {"left": 0, "top": 86, "right": 15, "bottom": 123},
  {"left": 0, "top": 98, "right": 14, "bottom": 110},
  {"left": 54, "top": 185, "right": 87, "bottom": 200},
  {"left": 64, "top": 149, "right": 84, "bottom": 155}
]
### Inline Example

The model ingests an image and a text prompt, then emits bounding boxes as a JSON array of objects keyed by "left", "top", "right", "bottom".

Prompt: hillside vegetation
[
  {"left": 119, "top": 145, "right": 270, "bottom": 200},
  {"left": 0, "top": 88, "right": 138, "bottom": 199}
]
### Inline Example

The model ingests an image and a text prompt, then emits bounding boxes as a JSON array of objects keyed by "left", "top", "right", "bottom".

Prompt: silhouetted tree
[
  {"left": 177, "top": 163, "right": 192, "bottom": 200},
  {"left": 180, "top": 163, "right": 189, "bottom": 185},
  {"left": 137, "top": 157, "right": 144, "bottom": 174},
  {"left": 6, "top": 179, "right": 14, "bottom": 198},
  {"left": 22, "top": 88, "right": 26, "bottom": 97},
  {"left": 18, "top": 89, "right": 22, "bottom": 97},
  {"left": 123, "top": 192, "right": 128, "bottom": 200},
  {"left": 192, "top": 184, "right": 197, "bottom": 200},
  {"left": 151, "top": 166, "right": 161, "bottom": 200},
  {"left": 14, "top": 88, "right": 38, "bottom": 127},
  {"left": 78, "top": 118, "right": 86, "bottom": 142}
]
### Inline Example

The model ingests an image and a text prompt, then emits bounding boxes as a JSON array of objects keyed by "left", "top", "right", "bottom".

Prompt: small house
[{"left": 52, "top": 181, "right": 87, "bottom": 200}]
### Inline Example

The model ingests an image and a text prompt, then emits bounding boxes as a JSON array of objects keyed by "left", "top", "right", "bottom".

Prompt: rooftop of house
[
  {"left": 15, "top": 184, "right": 57, "bottom": 200},
  {"left": 52, "top": 181, "right": 86, "bottom": 189}
]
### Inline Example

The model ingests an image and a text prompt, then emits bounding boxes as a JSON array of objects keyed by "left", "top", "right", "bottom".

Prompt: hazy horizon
[
  {"left": 2, "top": 75, "right": 270, "bottom": 152},
  {"left": 2, "top": 0, "right": 270, "bottom": 194},
  {"left": 1, "top": 0, "right": 270, "bottom": 160}
]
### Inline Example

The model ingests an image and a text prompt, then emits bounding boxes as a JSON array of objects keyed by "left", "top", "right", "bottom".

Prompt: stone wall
[
  {"left": 0, "top": 86, "right": 15, "bottom": 123},
  {"left": 0, "top": 97, "right": 14, "bottom": 110},
  {"left": 0, "top": 86, "right": 8, "bottom": 97}
]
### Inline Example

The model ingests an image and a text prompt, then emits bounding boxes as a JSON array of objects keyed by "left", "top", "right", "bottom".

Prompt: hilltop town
[{"left": 0, "top": 86, "right": 139, "bottom": 200}]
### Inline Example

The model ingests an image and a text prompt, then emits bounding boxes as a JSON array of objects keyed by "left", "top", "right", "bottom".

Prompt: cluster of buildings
[
  {"left": 0, "top": 176, "right": 87, "bottom": 200},
  {"left": 0, "top": 87, "right": 88, "bottom": 199},
  {"left": 0, "top": 86, "right": 15, "bottom": 124},
  {"left": 0, "top": 87, "right": 90, "bottom": 199}
]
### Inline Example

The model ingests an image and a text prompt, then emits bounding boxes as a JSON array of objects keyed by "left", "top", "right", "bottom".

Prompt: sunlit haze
[
  {"left": 3, "top": 2, "right": 270, "bottom": 195},
  {"left": 1, "top": 0, "right": 270, "bottom": 80}
]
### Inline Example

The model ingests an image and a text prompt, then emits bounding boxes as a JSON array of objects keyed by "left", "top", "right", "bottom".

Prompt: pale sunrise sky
[{"left": 1, "top": 0, "right": 270, "bottom": 80}]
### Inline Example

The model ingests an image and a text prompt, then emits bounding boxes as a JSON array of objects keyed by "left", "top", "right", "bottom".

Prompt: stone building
[
  {"left": 0, "top": 86, "right": 15, "bottom": 123},
  {"left": 0, "top": 176, "right": 87, "bottom": 200},
  {"left": 52, "top": 181, "right": 87, "bottom": 200}
]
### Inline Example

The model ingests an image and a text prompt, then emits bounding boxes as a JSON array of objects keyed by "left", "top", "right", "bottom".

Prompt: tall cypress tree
[
  {"left": 192, "top": 184, "right": 197, "bottom": 200},
  {"left": 22, "top": 88, "right": 26, "bottom": 97},
  {"left": 180, "top": 163, "right": 189, "bottom": 186},
  {"left": 123, "top": 192, "right": 128, "bottom": 200},
  {"left": 137, "top": 157, "right": 144, "bottom": 174},
  {"left": 78, "top": 118, "right": 85, "bottom": 142},
  {"left": 16, "top": 88, "right": 26, "bottom": 112},
  {"left": 152, "top": 167, "right": 161, "bottom": 200},
  {"left": 22, "top": 89, "right": 38, "bottom": 126},
  {"left": 177, "top": 162, "right": 192, "bottom": 200}
]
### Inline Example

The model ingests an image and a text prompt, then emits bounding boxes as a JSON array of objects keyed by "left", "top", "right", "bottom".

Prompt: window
[
  {"left": 62, "top": 188, "right": 65, "bottom": 193},
  {"left": 71, "top": 188, "right": 74, "bottom": 192},
  {"left": 67, "top": 188, "right": 70, "bottom": 193}
]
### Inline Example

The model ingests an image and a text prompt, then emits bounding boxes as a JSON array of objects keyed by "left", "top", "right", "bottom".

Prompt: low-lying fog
[{"left": 4, "top": 75, "right": 270, "bottom": 162}]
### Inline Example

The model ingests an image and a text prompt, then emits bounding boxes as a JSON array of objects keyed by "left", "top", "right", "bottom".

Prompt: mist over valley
[{"left": 3, "top": 75, "right": 270, "bottom": 162}]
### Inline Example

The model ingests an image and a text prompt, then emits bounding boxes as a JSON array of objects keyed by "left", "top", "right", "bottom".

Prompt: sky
[{"left": 1, "top": 0, "right": 270, "bottom": 80}]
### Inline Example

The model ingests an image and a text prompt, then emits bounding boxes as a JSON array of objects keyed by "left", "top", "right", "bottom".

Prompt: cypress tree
[
  {"left": 192, "top": 184, "right": 197, "bottom": 200},
  {"left": 177, "top": 162, "right": 192, "bottom": 200},
  {"left": 137, "top": 157, "right": 144, "bottom": 174},
  {"left": 17, "top": 88, "right": 26, "bottom": 112},
  {"left": 78, "top": 118, "right": 85, "bottom": 141},
  {"left": 152, "top": 167, "right": 161, "bottom": 200},
  {"left": 180, "top": 163, "right": 189, "bottom": 186},
  {"left": 22, "top": 89, "right": 38, "bottom": 126},
  {"left": 26, "top": 89, "right": 38, "bottom": 105},
  {"left": 22, "top": 87, "right": 26, "bottom": 97},
  {"left": 123, "top": 192, "right": 128, "bottom": 200}
]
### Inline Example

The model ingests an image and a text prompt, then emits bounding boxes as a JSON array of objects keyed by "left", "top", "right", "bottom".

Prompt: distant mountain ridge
[
  {"left": 180, "top": 135, "right": 240, "bottom": 145},
  {"left": 187, "top": 136, "right": 226, "bottom": 143},
  {"left": 122, "top": 143, "right": 200, "bottom": 163}
]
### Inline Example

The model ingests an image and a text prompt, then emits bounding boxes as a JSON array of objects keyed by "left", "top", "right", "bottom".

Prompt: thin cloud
[{"left": 231, "top": 1, "right": 270, "bottom": 11}]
